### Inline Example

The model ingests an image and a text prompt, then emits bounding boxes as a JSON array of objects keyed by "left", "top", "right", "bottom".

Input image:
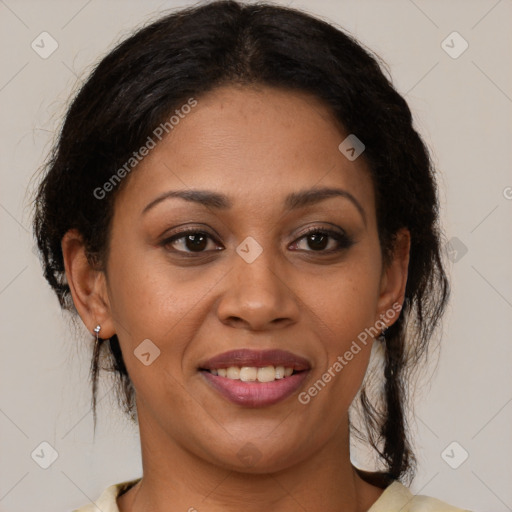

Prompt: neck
[{"left": 119, "top": 411, "right": 384, "bottom": 512}]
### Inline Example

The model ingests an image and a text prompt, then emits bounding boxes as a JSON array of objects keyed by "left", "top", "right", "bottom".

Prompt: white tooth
[
  {"left": 239, "top": 366, "right": 257, "bottom": 382},
  {"left": 257, "top": 366, "right": 276, "bottom": 382},
  {"left": 210, "top": 369, "right": 218, "bottom": 376},
  {"left": 217, "top": 368, "right": 227, "bottom": 377},
  {"left": 284, "top": 367, "right": 293, "bottom": 377},
  {"left": 275, "top": 366, "right": 285, "bottom": 379},
  {"left": 226, "top": 366, "right": 240, "bottom": 379}
]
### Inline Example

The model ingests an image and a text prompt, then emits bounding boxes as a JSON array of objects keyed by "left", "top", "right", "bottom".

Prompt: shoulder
[
  {"left": 71, "top": 477, "right": 472, "bottom": 512},
  {"left": 369, "top": 480, "right": 473, "bottom": 512},
  {"left": 72, "top": 478, "right": 141, "bottom": 512}
]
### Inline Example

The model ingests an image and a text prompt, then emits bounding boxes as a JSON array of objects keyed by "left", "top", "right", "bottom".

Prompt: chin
[{"left": 203, "top": 437, "right": 311, "bottom": 475}]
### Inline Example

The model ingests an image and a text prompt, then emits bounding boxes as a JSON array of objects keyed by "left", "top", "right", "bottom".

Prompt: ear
[
  {"left": 61, "top": 229, "right": 116, "bottom": 338},
  {"left": 375, "top": 228, "right": 410, "bottom": 328}
]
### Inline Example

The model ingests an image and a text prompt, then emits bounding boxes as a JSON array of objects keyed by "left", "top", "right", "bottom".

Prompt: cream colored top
[{"left": 73, "top": 478, "right": 471, "bottom": 511}]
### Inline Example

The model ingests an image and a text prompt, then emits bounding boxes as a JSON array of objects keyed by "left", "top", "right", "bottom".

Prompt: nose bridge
[
  {"left": 234, "top": 236, "right": 285, "bottom": 303},
  {"left": 216, "top": 236, "right": 298, "bottom": 329}
]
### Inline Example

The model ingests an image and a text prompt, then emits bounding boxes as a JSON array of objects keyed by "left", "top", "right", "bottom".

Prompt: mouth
[{"left": 198, "top": 349, "right": 311, "bottom": 407}]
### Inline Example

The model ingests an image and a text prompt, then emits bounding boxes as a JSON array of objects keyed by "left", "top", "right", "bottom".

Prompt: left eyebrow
[
  {"left": 283, "top": 187, "right": 366, "bottom": 226},
  {"left": 141, "top": 186, "right": 366, "bottom": 226}
]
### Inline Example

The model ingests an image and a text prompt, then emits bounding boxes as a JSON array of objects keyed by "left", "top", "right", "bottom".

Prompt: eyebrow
[{"left": 142, "top": 186, "right": 367, "bottom": 225}]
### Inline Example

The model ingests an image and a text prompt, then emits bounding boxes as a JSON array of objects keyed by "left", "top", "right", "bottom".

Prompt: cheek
[
  {"left": 307, "top": 259, "right": 382, "bottom": 341},
  {"left": 107, "top": 238, "right": 194, "bottom": 332},
  {"left": 105, "top": 223, "right": 382, "bottom": 408},
  {"left": 301, "top": 257, "right": 382, "bottom": 401},
  {"left": 105, "top": 246, "right": 224, "bottom": 378}
]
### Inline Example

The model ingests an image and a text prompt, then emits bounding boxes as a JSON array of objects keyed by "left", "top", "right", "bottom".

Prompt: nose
[{"left": 216, "top": 244, "right": 300, "bottom": 331}]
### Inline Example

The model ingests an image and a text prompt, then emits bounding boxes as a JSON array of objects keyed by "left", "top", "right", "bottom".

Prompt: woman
[{"left": 32, "top": 1, "right": 470, "bottom": 510}]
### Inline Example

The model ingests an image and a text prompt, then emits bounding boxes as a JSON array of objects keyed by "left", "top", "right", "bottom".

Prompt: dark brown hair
[{"left": 32, "top": 0, "right": 449, "bottom": 483}]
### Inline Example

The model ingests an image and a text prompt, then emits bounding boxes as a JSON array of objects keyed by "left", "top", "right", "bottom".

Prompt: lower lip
[{"left": 201, "top": 371, "right": 309, "bottom": 407}]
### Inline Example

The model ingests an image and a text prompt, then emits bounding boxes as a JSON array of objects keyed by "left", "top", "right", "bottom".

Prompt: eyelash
[{"left": 160, "top": 226, "right": 354, "bottom": 256}]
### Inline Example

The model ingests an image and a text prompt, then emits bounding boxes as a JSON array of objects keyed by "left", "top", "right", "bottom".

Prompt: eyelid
[
  {"left": 290, "top": 225, "right": 353, "bottom": 252},
  {"left": 161, "top": 227, "right": 223, "bottom": 251},
  {"left": 294, "top": 223, "right": 347, "bottom": 239},
  {"left": 160, "top": 223, "right": 353, "bottom": 256}
]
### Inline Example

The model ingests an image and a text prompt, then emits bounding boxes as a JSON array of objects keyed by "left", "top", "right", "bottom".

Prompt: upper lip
[{"left": 199, "top": 349, "right": 311, "bottom": 371}]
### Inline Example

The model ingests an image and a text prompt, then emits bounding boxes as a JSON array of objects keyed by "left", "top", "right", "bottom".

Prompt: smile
[
  {"left": 198, "top": 349, "right": 311, "bottom": 407},
  {"left": 208, "top": 365, "right": 294, "bottom": 382}
]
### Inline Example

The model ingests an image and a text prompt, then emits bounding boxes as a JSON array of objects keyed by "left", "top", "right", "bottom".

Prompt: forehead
[{"left": 113, "top": 84, "right": 375, "bottom": 220}]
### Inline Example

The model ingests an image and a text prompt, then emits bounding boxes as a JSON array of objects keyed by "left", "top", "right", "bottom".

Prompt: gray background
[{"left": 0, "top": 0, "right": 511, "bottom": 510}]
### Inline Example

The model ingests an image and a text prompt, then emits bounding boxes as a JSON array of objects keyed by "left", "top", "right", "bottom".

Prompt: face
[{"left": 65, "top": 84, "right": 408, "bottom": 473}]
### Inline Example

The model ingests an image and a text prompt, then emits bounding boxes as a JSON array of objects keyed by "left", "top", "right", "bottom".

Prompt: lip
[
  {"left": 198, "top": 349, "right": 311, "bottom": 408},
  {"left": 198, "top": 349, "right": 311, "bottom": 371},
  {"left": 201, "top": 370, "right": 309, "bottom": 407}
]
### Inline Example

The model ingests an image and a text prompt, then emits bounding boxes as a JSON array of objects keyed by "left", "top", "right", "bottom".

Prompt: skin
[{"left": 62, "top": 84, "right": 410, "bottom": 512}]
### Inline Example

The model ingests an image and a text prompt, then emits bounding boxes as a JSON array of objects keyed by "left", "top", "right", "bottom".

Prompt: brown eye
[
  {"left": 162, "top": 230, "right": 220, "bottom": 253},
  {"left": 291, "top": 228, "right": 353, "bottom": 253},
  {"left": 304, "top": 232, "right": 330, "bottom": 251}
]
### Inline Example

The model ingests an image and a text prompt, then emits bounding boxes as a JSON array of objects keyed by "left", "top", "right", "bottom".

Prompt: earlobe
[
  {"left": 61, "top": 229, "right": 116, "bottom": 338},
  {"left": 376, "top": 228, "right": 410, "bottom": 328}
]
